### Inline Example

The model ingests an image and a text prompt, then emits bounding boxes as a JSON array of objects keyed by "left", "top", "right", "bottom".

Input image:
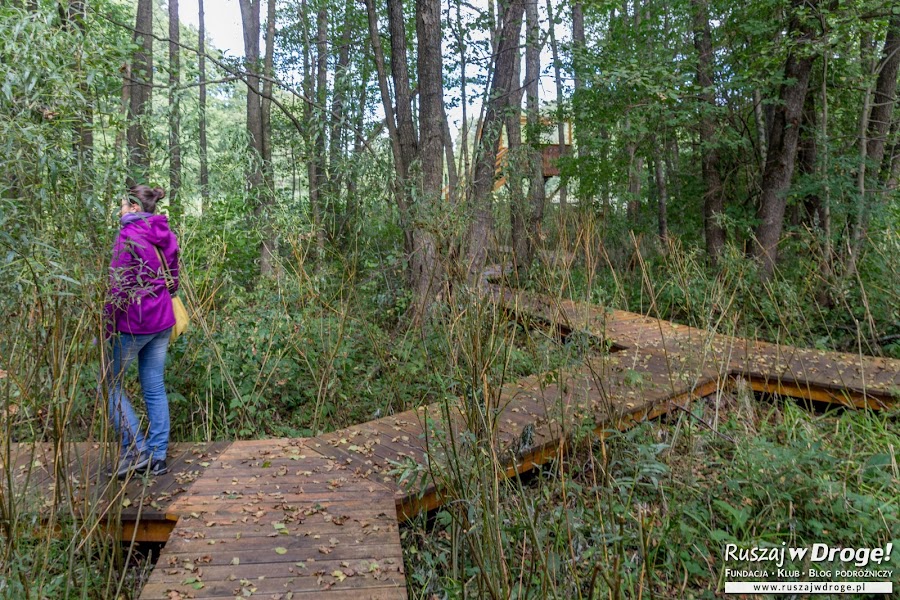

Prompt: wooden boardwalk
[
  {"left": 4, "top": 285, "right": 897, "bottom": 598},
  {"left": 491, "top": 286, "right": 899, "bottom": 408}
]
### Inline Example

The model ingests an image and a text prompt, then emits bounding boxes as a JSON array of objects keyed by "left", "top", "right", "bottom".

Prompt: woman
[{"left": 104, "top": 185, "right": 179, "bottom": 479}]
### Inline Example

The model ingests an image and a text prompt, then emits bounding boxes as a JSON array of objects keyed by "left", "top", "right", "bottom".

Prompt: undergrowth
[{"left": 402, "top": 393, "right": 900, "bottom": 599}]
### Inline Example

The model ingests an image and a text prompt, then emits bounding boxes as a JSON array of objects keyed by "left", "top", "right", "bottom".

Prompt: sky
[{"left": 178, "top": 0, "right": 244, "bottom": 56}]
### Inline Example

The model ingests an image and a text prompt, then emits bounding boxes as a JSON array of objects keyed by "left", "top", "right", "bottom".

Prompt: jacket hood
[{"left": 121, "top": 213, "right": 173, "bottom": 246}]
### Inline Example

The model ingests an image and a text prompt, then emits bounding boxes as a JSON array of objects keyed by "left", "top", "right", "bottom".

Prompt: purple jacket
[{"left": 104, "top": 212, "right": 180, "bottom": 336}]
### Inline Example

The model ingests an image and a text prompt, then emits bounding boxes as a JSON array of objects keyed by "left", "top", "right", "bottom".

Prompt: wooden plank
[{"left": 141, "top": 443, "right": 406, "bottom": 600}]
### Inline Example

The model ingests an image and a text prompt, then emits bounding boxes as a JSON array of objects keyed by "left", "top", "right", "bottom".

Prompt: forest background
[{"left": 0, "top": 0, "right": 898, "bottom": 597}]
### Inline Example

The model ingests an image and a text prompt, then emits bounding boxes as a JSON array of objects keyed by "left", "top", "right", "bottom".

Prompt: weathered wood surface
[
  {"left": 2, "top": 442, "right": 227, "bottom": 519},
  {"left": 491, "top": 285, "right": 900, "bottom": 407},
  {"left": 139, "top": 438, "right": 406, "bottom": 599}
]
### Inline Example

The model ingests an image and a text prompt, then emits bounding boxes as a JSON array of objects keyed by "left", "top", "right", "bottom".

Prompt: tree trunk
[
  {"left": 363, "top": 0, "right": 411, "bottom": 254},
  {"left": 519, "top": 0, "right": 544, "bottom": 271},
  {"left": 467, "top": 0, "right": 525, "bottom": 278},
  {"left": 844, "top": 13, "right": 900, "bottom": 274},
  {"left": 411, "top": 0, "right": 445, "bottom": 320},
  {"left": 238, "top": 0, "right": 263, "bottom": 187},
  {"left": 546, "top": 0, "right": 568, "bottom": 211},
  {"left": 239, "top": 0, "right": 268, "bottom": 276},
  {"left": 300, "top": 0, "right": 319, "bottom": 261},
  {"left": 864, "top": 15, "right": 900, "bottom": 201},
  {"left": 753, "top": 88, "right": 767, "bottom": 166},
  {"left": 753, "top": 0, "right": 819, "bottom": 279},
  {"left": 797, "top": 91, "right": 820, "bottom": 227},
  {"left": 627, "top": 150, "right": 643, "bottom": 221},
  {"left": 887, "top": 144, "right": 900, "bottom": 192},
  {"left": 571, "top": 2, "right": 584, "bottom": 203},
  {"left": 198, "top": 0, "right": 209, "bottom": 210},
  {"left": 388, "top": 0, "right": 418, "bottom": 182},
  {"left": 344, "top": 67, "right": 368, "bottom": 225},
  {"left": 259, "top": 0, "right": 277, "bottom": 275},
  {"left": 443, "top": 107, "right": 459, "bottom": 205},
  {"left": 168, "top": 0, "right": 182, "bottom": 219},
  {"left": 456, "top": 0, "right": 471, "bottom": 183},
  {"left": 313, "top": 3, "right": 328, "bottom": 253},
  {"left": 652, "top": 136, "right": 668, "bottom": 245},
  {"left": 127, "top": 0, "right": 153, "bottom": 183},
  {"left": 507, "top": 43, "right": 526, "bottom": 273},
  {"left": 691, "top": 0, "right": 725, "bottom": 265},
  {"left": 572, "top": 2, "right": 584, "bottom": 97},
  {"left": 329, "top": 0, "right": 353, "bottom": 236}
]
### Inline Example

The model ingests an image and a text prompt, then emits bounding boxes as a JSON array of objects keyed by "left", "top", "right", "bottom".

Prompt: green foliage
[{"left": 404, "top": 395, "right": 899, "bottom": 598}]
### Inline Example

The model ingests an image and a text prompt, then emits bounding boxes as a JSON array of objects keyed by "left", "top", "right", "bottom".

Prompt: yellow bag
[
  {"left": 170, "top": 295, "right": 189, "bottom": 342},
  {"left": 155, "top": 247, "right": 189, "bottom": 343}
]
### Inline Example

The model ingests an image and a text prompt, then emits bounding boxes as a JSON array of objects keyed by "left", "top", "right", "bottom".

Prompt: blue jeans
[{"left": 107, "top": 329, "right": 171, "bottom": 460}]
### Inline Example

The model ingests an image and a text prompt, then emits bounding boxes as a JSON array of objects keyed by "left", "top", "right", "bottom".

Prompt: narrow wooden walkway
[
  {"left": 490, "top": 286, "right": 899, "bottom": 408},
  {"left": 4, "top": 285, "right": 897, "bottom": 598}
]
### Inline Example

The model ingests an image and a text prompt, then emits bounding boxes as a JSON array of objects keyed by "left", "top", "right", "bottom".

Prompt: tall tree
[
  {"left": 412, "top": 0, "right": 445, "bottom": 318},
  {"left": 239, "top": 0, "right": 275, "bottom": 274},
  {"left": 239, "top": 0, "right": 263, "bottom": 188},
  {"left": 300, "top": 0, "right": 324, "bottom": 259},
  {"left": 652, "top": 136, "right": 668, "bottom": 244},
  {"left": 364, "top": 0, "right": 410, "bottom": 249},
  {"left": 328, "top": 0, "right": 354, "bottom": 220},
  {"left": 388, "top": 0, "right": 419, "bottom": 190},
  {"left": 521, "top": 0, "right": 545, "bottom": 270},
  {"left": 127, "top": 0, "right": 153, "bottom": 183},
  {"left": 850, "top": 11, "right": 900, "bottom": 260},
  {"left": 467, "top": 0, "right": 525, "bottom": 278},
  {"left": 545, "top": 0, "right": 567, "bottom": 211},
  {"left": 691, "top": 0, "right": 725, "bottom": 264},
  {"left": 571, "top": 1, "right": 584, "bottom": 202},
  {"left": 168, "top": 0, "right": 182, "bottom": 218},
  {"left": 312, "top": 1, "right": 328, "bottom": 253},
  {"left": 753, "top": 0, "right": 820, "bottom": 279},
  {"left": 198, "top": 0, "right": 209, "bottom": 210},
  {"left": 259, "top": 0, "right": 277, "bottom": 274},
  {"left": 507, "top": 43, "right": 526, "bottom": 271}
]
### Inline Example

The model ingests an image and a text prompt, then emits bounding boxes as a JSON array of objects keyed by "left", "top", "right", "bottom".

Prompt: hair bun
[{"left": 153, "top": 187, "right": 166, "bottom": 200}]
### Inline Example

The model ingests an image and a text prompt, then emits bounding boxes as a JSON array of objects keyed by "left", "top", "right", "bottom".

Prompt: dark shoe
[
  {"left": 148, "top": 458, "right": 168, "bottom": 476},
  {"left": 116, "top": 452, "right": 151, "bottom": 480}
]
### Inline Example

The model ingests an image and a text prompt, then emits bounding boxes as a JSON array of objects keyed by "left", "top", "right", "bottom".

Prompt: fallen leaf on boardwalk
[
  {"left": 318, "top": 546, "right": 332, "bottom": 555},
  {"left": 274, "top": 547, "right": 287, "bottom": 555},
  {"left": 231, "top": 557, "right": 240, "bottom": 565},
  {"left": 332, "top": 570, "right": 347, "bottom": 582},
  {"left": 122, "top": 498, "right": 132, "bottom": 508}
]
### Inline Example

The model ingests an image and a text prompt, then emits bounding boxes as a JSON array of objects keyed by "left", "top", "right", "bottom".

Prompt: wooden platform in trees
[{"left": 4, "top": 285, "right": 897, "bottom": 598}]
